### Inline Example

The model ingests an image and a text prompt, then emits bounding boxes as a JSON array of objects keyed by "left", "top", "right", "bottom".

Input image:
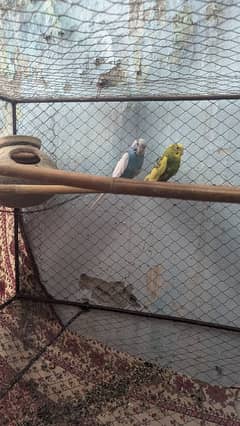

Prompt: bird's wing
[
  {"left": 90, "top": 152, "right": 129, "bottom": 209},
  {"left": 112, "top": 152, "right": 129, "bottom": 178},
  {"left": 144, "top": 155, "right": 168, "bottom": 181},
  {"left": 157, "top": 155, "right": 168, "bottom": 178}
]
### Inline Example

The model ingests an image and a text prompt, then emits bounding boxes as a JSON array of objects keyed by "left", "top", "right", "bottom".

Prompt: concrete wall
[{"left": 0, "top": 1, "right": 239, "bottom": 98}]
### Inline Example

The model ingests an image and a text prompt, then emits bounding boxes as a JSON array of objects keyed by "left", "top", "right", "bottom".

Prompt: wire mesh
[
  {"left": 66, "top": 308, "right": 240, "bottom": 387},
  {"left": 0, "top": 0, "right": 240, "bottom": 100},
  {"left": 17, "top": 100, "right": 240, "bottom": 330}
]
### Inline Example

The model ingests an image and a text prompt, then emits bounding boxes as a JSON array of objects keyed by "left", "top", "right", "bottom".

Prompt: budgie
[
  {"left": 91, "top": 138, "right": 146, "bottom": 208},
  {"left": 144, "top": 143, "right": 184, "bottom": 182}
]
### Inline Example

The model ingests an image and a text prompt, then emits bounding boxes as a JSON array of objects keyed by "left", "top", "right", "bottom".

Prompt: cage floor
[
  {"left": 0, "top": 208, "right": 240, "bottom": 424},
  {"left": 54, "top": 306, "right": 240, "bottom": 388},
  {"left": 0, "top": 300, "right": 240, "bottom": 426}
]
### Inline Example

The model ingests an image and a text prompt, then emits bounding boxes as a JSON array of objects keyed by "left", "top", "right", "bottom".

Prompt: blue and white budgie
[{"left": 90, "top": 138, "right": 146, "bottom": 209}]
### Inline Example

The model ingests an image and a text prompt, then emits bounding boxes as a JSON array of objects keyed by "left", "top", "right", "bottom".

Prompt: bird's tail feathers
[{"left": 90, "top": 193, "right": 105, "bottom": 209}]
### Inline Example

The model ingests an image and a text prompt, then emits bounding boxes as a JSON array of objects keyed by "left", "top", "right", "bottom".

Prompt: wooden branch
[
  {"left": 0, "top": 184, "right": 98, "bottom": 195},
  {"left": 0, "top": 163, "right": 239, "bottom": 203}
]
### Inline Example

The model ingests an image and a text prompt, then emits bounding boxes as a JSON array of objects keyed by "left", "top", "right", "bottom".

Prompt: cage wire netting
[
  {"left": 0, "top": 0, "right": 240, "bottom": 99},
  {"left": 19, "top": 100, "right": 240, "bottom": 325},
  {"left": 17, "top": 100, "right": 240, "bottom": 389},
  {"left": 0, "top": 1, "right": 240, "bottom": 425}
]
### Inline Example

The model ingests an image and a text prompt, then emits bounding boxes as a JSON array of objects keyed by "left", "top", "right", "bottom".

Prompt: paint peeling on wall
[
  {"left": 128, "top": 0, "right": 149, "bottom": 90},
  {"left": 154, "top": 0, "right": 166, "bottom": 22},
  {"left": 206, "top": 2, "right": 223, "bottom": 22},
  {"left": 96, "top": 62, "right": 127, "bottom": 95},
  {"left": 171, "top": 3, "right": 194, "bottom": 64},
  {"left": 128, "top": 0, "right": 145, "bottom": 36},
  {"left": 78, "top": 273, "right": 143, "bottom": 309},
  {"left": 1, "top": 0, "right": 29, "bottom": 8}
]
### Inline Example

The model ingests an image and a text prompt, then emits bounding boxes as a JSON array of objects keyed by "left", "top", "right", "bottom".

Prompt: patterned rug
[
  {"left": 0, "top": 209, "right": 16, "bottom": 303},
  {"left": 0, "top": 208, "right": 240, "bottom": 425}
]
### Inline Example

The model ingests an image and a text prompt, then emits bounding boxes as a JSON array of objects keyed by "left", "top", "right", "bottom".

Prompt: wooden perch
[
  {"left": 0, "top": 163, "right": 239, "bottom": 203},
  {"left": 0, "top": 184, "right": 98, "bottom": 195}
]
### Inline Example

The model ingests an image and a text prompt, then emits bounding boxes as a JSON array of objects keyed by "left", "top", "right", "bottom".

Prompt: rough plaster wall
[{"left": 0, "top": 1, "right": 239, "bottom": 97}]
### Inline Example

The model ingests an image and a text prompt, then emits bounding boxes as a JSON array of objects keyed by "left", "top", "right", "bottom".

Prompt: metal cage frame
[{"left": 1, "top": 92, "right": 240, "bottom": 337}]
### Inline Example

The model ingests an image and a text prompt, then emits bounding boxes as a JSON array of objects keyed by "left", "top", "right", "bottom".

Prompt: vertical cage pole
[
  {"left": 12, "top": 101, "right": 20, "bottom": 294},
  {"left": 12, "top": 101, "right": 17, "bottom": 135}
]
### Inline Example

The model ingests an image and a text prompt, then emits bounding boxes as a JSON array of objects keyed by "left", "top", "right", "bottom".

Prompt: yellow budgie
[{"left": 145, "top": 143, "right": 184, "bottom": 182}]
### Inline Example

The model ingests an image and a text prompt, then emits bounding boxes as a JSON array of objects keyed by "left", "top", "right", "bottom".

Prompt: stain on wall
[
  {"left": 146, "top": 265, "right": 164, "bottom": 304},
  {"left": 154, "top": 0, "right": 166, "bottom": 22},
  {"left": 171, "top": 3, "right": 194, "bottom": 64}
]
